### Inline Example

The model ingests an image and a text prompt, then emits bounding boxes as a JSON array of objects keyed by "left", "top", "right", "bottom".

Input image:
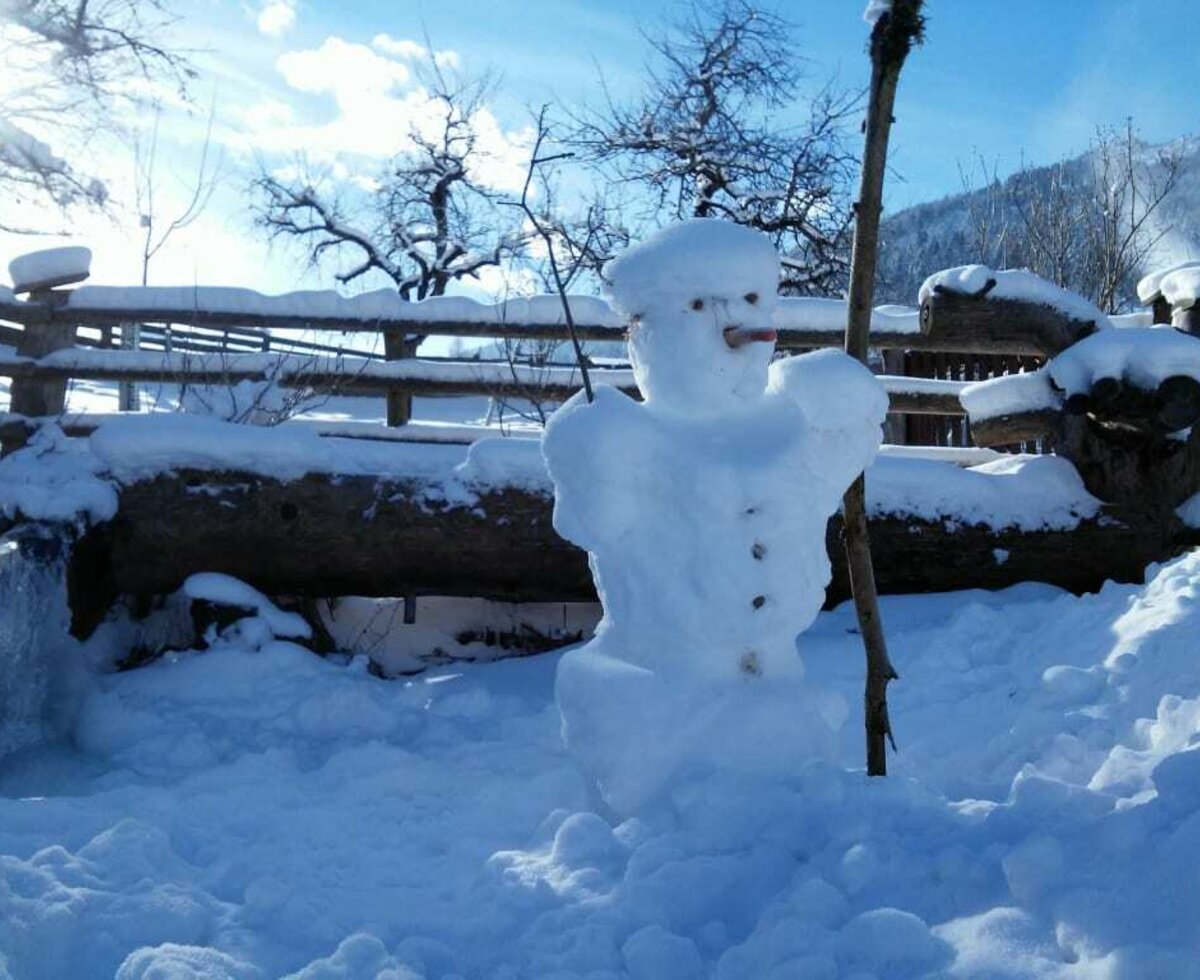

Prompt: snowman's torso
[{"left": 566, "top": 390, "right": 844, "bottom": 680}]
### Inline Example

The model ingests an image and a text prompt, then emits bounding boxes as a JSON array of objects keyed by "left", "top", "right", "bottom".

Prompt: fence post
[
  {"left": 3, "top": 290, "right": 78, "bottom": 454},
  {"left": 118, "top": 322, "right": 141, "bottom": 411},
  {"left": 383, "top": 331, "right": 418, "bottom": 426},
  {"left": 881, "top": 348, "right": 907, "bottom": 444}
]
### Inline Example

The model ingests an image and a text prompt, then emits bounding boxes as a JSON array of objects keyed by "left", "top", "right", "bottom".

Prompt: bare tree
[
  {"left": 119, "top": 93, "right": 225, "bottom": 410},
  {"left": 252, "top": 59, "right": 525, "bottom": 423},
  {"left": 0, "top": 0, "right": 194, "bottom": 226},
  {"left": 572, "top": 0, "right": 857, "bottom": 295},
  {"left": 1008, "top": 123, "right": 1181, "bottom": 312},
  {"left": 135, "top": 93, "right": 224, "bottom": 285}
]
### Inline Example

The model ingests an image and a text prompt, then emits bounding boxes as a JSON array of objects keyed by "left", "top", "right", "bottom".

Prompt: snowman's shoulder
[
  {"left": 767, "top": 349, "right": 888, "bottom": 432},
  {"left": 542, "top": 385, "right": 652, "bottom": 481},
  {"left": 544, "top": 385, "right": 646, "bottom": 450}
]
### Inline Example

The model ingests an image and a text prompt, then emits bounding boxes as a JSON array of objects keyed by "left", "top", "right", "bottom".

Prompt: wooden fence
[{"left": 0, "top": 273, "right": 1160, "bottom": 453}]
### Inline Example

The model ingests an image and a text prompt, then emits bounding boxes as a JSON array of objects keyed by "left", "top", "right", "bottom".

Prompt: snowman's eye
[
  {"left": 690, "top": 299, "right": 705, "bottom": 312},
  {"left": 744, "top": 292, "right": 759, "bottom": 305}
]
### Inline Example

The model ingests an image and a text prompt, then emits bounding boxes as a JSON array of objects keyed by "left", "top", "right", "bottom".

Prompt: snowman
[{"left": 542, "top": 219, "right": 887, "bottom": 815}]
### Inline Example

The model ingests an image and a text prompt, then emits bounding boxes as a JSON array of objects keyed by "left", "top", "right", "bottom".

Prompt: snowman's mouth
[{"left": 723, "top": 326, "right": 778, "bottom": 349}]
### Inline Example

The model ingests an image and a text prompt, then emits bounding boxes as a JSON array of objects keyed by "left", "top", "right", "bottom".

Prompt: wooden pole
[{"left": 842, "top": 0, "right": 925, "bottom": 776}]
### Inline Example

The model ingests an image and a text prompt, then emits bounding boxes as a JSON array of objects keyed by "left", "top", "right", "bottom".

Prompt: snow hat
[
  {"left": 604, "top": 219, "right": 779, "bottom": 317},
  {"left": 605, "top": 220, "right": 781, "bottom": 415}
]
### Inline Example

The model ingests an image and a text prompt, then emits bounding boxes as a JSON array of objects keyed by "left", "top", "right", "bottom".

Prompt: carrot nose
[{"left": 723, "top": 326, "right": 778, "bottom": 348}]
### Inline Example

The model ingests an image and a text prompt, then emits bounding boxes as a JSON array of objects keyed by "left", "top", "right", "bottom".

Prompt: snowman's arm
[
  {"left": 768, "top": 349, "right": 888, "bottom": 494},
  {"left": 541, "top": 385, "right": 644, "bottom": 552}
]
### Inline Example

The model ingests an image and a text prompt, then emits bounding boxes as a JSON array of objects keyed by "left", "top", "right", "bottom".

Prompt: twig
[{"left": 502, "top": 106, "right": 594, "bottom": 403}]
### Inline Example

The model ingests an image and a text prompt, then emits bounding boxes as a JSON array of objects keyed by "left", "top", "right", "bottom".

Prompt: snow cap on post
[
  {"left": 603, "top": 219, "right": 779, "bottom": 316},
  {"left": 9, "top": 246, "right": 92, "bottom": 294}
]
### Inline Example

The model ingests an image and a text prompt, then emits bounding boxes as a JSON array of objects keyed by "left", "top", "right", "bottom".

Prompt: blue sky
[{"left": 4, "top": 0, "right": 1198, "bottom": 291}]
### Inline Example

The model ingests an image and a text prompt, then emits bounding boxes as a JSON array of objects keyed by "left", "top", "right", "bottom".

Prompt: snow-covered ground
[{"left": 2, "top": 554, "right": 1200, "bottom": 978}]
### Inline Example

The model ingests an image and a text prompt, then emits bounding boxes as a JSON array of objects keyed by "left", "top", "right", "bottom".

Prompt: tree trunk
[{"left": 384, "top": 333, "right": 420, "bottom": 426}]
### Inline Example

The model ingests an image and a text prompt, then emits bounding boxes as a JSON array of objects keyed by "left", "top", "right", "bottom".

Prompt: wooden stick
[{"left": 841, "top": 0, "right": 925, "bottom": 776}]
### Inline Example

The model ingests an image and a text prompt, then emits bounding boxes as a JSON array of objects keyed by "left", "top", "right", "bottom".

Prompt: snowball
[
  {"left": 8, "top": 246, "right": 91, "bottom": 294},
  {"left": 863, "top": 0, "right": 892, "bottom": 26},
  {"left": 116, "top": 944, "right": 260, "bottom": 980}
]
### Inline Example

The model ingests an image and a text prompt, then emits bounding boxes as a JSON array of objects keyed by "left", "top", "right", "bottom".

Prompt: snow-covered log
[
  {"left": 49, "top": 467, "right": 1176, "bottom": 638},
  {"left": 919, "top": 267, "right": 1105, "bottom": 356}
]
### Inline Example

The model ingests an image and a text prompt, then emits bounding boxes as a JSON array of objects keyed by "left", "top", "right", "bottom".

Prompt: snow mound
[
  {"left": 1159, "top": 265, "right": 1200, "bottom": 309},
  {"left": 0, "top": 425, "right": 118, "bottom": 525},
  {"left": 868, "top": 453, "right": 1100, "bottom": 531},
  {"left": 919, "top": 264, "right": 1110, "bottom": 327},
  {"left": 1048, "top": 326, "right": 1200, "bottom": 396},
  {"left": 183, "top": 573, "right": 312, "bottom": 640},
  {"left": 8, "top": 246, "right": 92, "bottom": 294}
]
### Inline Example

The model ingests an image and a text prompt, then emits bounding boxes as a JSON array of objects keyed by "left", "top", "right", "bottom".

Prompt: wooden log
[
  {"left": 1055, "top": 415, "right": 1200, "bottom": 518},
  {"left": 59, "top": 468, "right": 1178, "bottom": 639},
  {"left": 969, "top": 409, "right": 1060, "bottom": 449},
  {"left": 920, "top": 288, "right": 1100, "bottom": 357},
  {"left": 1174, "top": 304, "right": 1200, "bottom": 337}
]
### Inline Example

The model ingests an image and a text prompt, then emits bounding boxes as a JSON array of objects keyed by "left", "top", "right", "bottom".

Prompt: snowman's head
[{"left": 605, "top": 220, "right": 779, "bottom": 416}]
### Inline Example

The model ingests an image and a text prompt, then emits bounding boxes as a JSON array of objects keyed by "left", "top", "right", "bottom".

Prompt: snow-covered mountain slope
[{"left": 878, "top": 135, "right": 1200, "bottom": 308}]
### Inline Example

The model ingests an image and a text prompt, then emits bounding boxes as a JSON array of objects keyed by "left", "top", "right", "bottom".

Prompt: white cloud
[
  {"left": 257, "top": 1, "right": 297, "bottom": 38},
  {"left": 276, "top": 37, "right": 410, "bottom": 96},
  {"left": 236, "top": 35, "right": 530, "bottom": 193},
  {"left": 371, "top": 34, "right": 460, "bottom": 69}
]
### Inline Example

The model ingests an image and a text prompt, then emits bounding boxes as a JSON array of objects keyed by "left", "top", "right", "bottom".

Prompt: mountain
[{"left": 876, "top": 135, "right": 1200, "bottom": 309}]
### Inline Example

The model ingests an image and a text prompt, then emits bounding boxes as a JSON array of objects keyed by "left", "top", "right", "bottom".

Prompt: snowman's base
[{"left": 41, "top": 466, "right": 1181, "bottom": 639}]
